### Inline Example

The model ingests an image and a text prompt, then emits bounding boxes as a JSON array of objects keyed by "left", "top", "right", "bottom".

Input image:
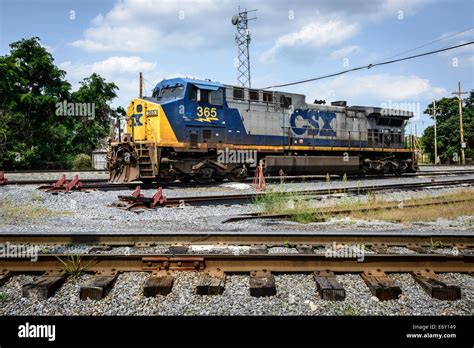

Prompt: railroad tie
[
  {"left": 296, "top": 245, "right": 314, "bottom": 254},
  {"left": 80, "top": 270, "right": 118, "bottom": 300},
  {"left": 168, "top": 245, "right": 189, "bottom": 254},
  {"left": 411, "top": 270, "right": 461, "bottom": 301},
  {"left": 143, "top": 271, "right": 174, "bottom": 297},
  {"left": 361, "top": 270, "right": 402, "bottom": 301},
  {"left": 196, "top": 270, "right": 226, "bottom": 295},
  {"left": 370, "top": 243, "right": 388, "bottom": 254},
  {"left": 313, "top": 271, "right": 345, "bottom": 301},
  {"left": 0, "top": 269, "right": 12, "bottom": 286},
  {"left": 405, "top": 243, "right": 430, "bottom": 254},
  {"left": 249, "top": 245, "right": 268, "bottom": 254},
  {"left": 22, "top": 270, "right": 67, "bottom": 300},
  {"left": 249, "top": 270, "right": 276, "bottom": 297}
]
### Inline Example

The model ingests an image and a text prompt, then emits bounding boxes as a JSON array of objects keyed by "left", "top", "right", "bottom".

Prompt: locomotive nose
[{"left": 128, "top": 101, "right": 147, "bottom": 141}]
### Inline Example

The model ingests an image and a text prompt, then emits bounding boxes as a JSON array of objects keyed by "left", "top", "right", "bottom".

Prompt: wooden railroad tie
[
  {"left": 249, "top": 270, "right": 276, "bottom": 297},
  {"left": 80, "top": 270, "right": 118, "bottom": 300},
  {"left": 196, "top": 270, "right": 226, "bottom": 295},
  {"left": 22, "top": 270, "right": 67, "bottom": 300},
  {"left": 313, "top": 271, "right": 346, "bottom": 301},
  {"left": 412, "top": 270, "right": 461, "bottom": 301},
  {"left": 361, "top": 270, "right": 402, "bottom": 301},
  {"left": 143, "top": 270, "right": 174, "bottom": 297}
]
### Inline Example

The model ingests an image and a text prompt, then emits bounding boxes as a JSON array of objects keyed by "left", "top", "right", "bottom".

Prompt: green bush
[{"left": 72, "top": 154, "right": 91, "bottom": 170}]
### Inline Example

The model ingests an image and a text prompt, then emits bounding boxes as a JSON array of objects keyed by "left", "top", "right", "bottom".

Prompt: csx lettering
[{"left": 290, "top": 109, "right": 336, "bottom": 136}]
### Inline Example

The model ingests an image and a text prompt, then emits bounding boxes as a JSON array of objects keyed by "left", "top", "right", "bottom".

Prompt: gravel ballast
[
  {"left": 0, "top": 175, "right": 473, "bottom": 234},
  {"left": 0, "top": 272, "right": 472, "bottom": 316}
]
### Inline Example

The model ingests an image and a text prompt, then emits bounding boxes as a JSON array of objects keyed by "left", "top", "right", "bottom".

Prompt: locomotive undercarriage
[{"left": 109, "top": 141, "right": 416, "bottom": 183}]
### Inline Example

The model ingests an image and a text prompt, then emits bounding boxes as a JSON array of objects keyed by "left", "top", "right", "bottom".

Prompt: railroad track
[
  {"left": 115, "top": 178, "right": 474, "bottom": 209},
  {"left": 1, "top": 232, "right": 472, "bottom": 246},
  {"left": 223, "top": 196, "right": 474, "bottom": 223},
  {"left": 0, "top": 247, "right": 472, "bottom": 301},
  {"left": 1, "top": 169, "right": 473, "bottom": 187},
  {"left": 1, "top": 233, "right": 472, "bottom": 304}
]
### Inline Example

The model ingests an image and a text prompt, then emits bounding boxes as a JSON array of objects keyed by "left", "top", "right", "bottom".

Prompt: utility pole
[
  {"left": 139, "top": 72, "right": 143, "bottom": 99},
  {"left": 451, "top": 81, "right": 467, "bottom": 165},
  {"left": 431, "top": 101, "right": 439, "bottom": 165}
]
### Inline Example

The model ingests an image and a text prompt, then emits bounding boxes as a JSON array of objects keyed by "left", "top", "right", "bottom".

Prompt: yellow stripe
[{"left": 169, "top": 143, "right": 413, "bottom": 153}]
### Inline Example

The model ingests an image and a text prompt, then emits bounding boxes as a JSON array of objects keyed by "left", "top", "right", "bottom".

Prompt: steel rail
[
  {"left": 0, "top": 233, "right": 473, "bottom": 246},
  {"left": 223, "top": 197, "right": 474, "bottom": 223},
  {"left": 1, "top": 253, "right": 472, "bottom": 273},
  {"left": 118, "top": 178, "right": 474, "bottom": 207},
  {"left": 2, "top": 169, "right": 473, "bottom": 187}
]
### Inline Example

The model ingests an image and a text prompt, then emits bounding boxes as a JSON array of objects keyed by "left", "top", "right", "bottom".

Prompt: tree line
[
  {"left": 421, "top": 93, "right": 473, "bottom": 164},
  {"left": 0, "top": 37, "right": 124, "bottom": 169}
]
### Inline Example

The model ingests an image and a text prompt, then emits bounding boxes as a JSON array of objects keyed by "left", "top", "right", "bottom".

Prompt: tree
[
  {"left": 0, "top": 37, "right": 120, "bottom": 169},
  {"left": 421, "top": 92, "right": 473, "bottom": 163}
]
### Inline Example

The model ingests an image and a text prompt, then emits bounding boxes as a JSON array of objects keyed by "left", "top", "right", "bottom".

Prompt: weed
[
  {"left": 429, "top": 238, "right": 446, "bottom": 249},
  {"left": 0, "top": 292, "right": 9, "bottom": 302},
  {"left": 55, "top": 254, "right": 95, "bottom": 278}
]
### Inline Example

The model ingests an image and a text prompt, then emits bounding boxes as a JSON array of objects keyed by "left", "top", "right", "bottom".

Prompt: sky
[{"left": 1, "top": 0, "right": 473, "bottom": 136}]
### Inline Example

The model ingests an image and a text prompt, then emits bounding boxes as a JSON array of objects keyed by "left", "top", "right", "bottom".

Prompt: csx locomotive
[{"left": 108, "top": 77, "right": 417, "bottom": 183}]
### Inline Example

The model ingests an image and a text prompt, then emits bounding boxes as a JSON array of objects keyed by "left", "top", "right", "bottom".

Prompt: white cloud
[
  {"left": 260, "top": 20, "right": 358, "bottom": 63},
  {"left": 70, "top": 26, "right": 159, "bottom": 52},
  {"left": 330, "top": 45, "right": 360, "bottom": 59},
  {"left": 59, "top": 56, "right": 161, "bottom": 107},
  {"left": 303, "top": 73, "right": 447, "bottom": 104},
  {"left": 69, "top": 0, "right": 226, "bottom": 52},
  {"left": 60, "top": 56, "right": 157, "bottom": 80}
]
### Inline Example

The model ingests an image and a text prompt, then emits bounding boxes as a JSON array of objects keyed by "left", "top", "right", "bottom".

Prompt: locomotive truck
[{"left": 108, "top": 77, "right": 417, "bottom": 183}]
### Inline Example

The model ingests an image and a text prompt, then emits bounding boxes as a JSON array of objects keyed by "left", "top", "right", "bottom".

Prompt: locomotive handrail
[{"left": 280, "top": 127, "right": 406, "bottom": 150}]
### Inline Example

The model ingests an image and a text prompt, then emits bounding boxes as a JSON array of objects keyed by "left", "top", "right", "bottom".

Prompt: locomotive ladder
[{"left": 136, "top": 143, "right": 155, "bottom": 180}]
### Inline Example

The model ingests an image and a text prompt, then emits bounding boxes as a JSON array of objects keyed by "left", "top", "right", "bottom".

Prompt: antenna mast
[{"left": 232, "top": 8, "right": 257, "bottom": 88}]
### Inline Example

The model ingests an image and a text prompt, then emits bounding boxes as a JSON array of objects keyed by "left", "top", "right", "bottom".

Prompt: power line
[
  {"left": 375, "top": 26, "right": 474, "bottom": 63},
  {"left": 263, "top": 41, "right": 474, "bottom": 90}
]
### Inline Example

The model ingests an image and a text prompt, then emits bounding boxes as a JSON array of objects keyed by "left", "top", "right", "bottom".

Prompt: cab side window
[
  {"left": 189, "top": 85, "right": 223, "bottom": 106},
  {"left": 210, "top": 90, "right": 223, "bottom": 105}
]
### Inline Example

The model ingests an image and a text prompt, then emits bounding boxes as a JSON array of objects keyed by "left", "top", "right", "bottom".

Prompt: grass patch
[
  {"left": 349, "top": 198, "right": 473, "bottom": 223},
  {"left": 0, "top": 199, "right": 73, "bottom": 221},
  {"left": 254, "top": 187, "right": 327, "bottom": 224},
  {"left": 55, "top": 255, "right": 95, "bottom": 278},
  {"left": 339, "top": 189, "right": 474, "bottom": 223},
  {"left": 256, "top": 187, "right": 474, "bottom": 224},
  {"left": 0, "top": 292, "right": 9, "bottom": 302},
  {"left": 341, "top": 303, "right": 362, "bottom": 316},
  {"left": 429, "top": 238, "right": 446, "bottom": 249},
  {"left": 290, "top": 210, "right": 326, "bottom": 224}
]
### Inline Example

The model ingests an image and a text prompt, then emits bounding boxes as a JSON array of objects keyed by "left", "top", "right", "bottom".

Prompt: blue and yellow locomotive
[{"left": 108, "top": 77, "right": 417, "bottom": 183}]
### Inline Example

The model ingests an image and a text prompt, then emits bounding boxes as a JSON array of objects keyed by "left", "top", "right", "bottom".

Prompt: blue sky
[{"left": 1, "top": 0, "right": 473, "bottom": 135}]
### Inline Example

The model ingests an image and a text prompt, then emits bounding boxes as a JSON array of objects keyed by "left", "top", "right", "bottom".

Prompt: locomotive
[{"left": 108, "top": 77, "right": 417, "bottom": 183}]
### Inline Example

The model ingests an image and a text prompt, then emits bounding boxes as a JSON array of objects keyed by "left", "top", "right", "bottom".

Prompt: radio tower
[{"left": 232, "top": 8, "right": 257, "bottom": 88}]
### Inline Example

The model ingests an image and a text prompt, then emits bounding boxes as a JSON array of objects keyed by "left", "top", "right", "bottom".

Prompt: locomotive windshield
[{"left": 158, "top": 84, "right": 185, "bottom": 100}]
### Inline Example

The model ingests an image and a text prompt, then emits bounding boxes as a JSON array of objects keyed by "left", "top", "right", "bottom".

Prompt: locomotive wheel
[
  {"left": 178, "top": 175, "right": 192, "bottom": 183},
  {"left": 193, "top": 167, "right": 215, "bottom": 184},
  {"left": 212, "top": 172, "right": 226, "bottom": 182},
  {"left": 227, "top": 167, "right": 248, "bottom": 182},
  {"left": 156, "top": 177, "right": 174, "bottom": 185},
  {"left": 141, "top": 178, "right": 155, "bottom": 184}
]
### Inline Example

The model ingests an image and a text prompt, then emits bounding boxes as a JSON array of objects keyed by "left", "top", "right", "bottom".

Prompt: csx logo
[
  {"left": 130, "top": 113, "right": 143, "bottom": 126},
  {"left": 290, "top": 109, "right": 337, "bottom": 136}
]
